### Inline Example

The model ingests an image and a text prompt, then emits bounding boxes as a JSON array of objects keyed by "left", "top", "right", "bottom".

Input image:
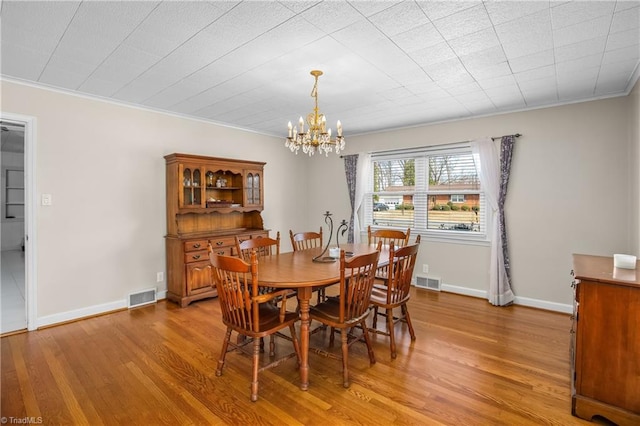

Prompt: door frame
[{"left": 1, "top": 112, "right": 37, "bottom": 331}]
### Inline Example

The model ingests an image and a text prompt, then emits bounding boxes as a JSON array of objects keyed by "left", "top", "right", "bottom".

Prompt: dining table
[{"left": 257, "top": 243, "right": 389, "bottom": 390}]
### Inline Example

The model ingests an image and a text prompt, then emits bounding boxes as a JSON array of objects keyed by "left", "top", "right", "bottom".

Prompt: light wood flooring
[{"left": 1, "top": 288, "right": 592, "bottom": 425}]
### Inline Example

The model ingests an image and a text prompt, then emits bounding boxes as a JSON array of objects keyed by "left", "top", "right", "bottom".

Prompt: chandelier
[{"left": 285, "top": 70, "right": 345, "bottom": 157}]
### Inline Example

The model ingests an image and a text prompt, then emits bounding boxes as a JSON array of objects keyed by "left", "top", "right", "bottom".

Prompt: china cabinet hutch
[
  {"left": 165, "top": 153, "right": 267, "bottom": 307},
  {"left": 570, "top": 254, "right": 640, "bottom": 425}
]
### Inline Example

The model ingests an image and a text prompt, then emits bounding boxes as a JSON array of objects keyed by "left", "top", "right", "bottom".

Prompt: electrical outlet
[
  {"left": 156, "top": 272, "right": 164, "bottom": 283},
  {"left": 41, "top": 194, "right": 52, "bottom": 206},
  {"left": 422, "top": 264, "right": 429, "bottom": 274}
]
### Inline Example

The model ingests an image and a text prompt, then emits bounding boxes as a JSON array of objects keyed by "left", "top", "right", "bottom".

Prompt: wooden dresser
[
  {"left": 165, "top": 154, "right": 267, "bottom": 307},
  {"left": 571, "top": 254, "right": 640, "bottom": 425}
]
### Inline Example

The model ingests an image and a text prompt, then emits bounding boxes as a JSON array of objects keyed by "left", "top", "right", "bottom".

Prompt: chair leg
[
  {"left": 216, "top": 327, "right": 232, "bottom": 376},
  {"left": 360, "top": 319, "right": 376, "bottom": 365},
  {"left": 329, "top": 326, "right": 335, "bottom": 347},
  {"left": 289, "top": 324, "right": 302, "bottom": 366},
  {"left": 251, "top": 337, "right": 260, "bottom": 402},
  {"left": 318, "top": 288, "right": 326, "bottom": 303},
  {"left": 372, "top": 306, "right": 379, "bottom": 329},
  {"left": 269, "top": 335, "right": 276, "bottom": 357},
  {"left": 387, "top": 308, "right": 397, "bottom": 359},
  {"left": 402, "top": 304, "right": 416, "bottom": 341},
  {"left": 341, "top": 328, "right": 349, "bottom": 388}
]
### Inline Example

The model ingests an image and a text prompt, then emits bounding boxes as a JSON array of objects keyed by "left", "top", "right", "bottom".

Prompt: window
[{"left": 365, "top": 144, "right": 486, "bottom": 241}]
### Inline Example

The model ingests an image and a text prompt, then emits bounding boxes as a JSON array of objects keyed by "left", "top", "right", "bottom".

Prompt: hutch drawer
[
  {"left": 209, "top": 236, "right": 236, "bottom": 249},
  {"left": 184, "top": 250, "right": 209, "bottom": 264},
  {"left": 184, "top": 239, "right": 209, "bottom": 252}
]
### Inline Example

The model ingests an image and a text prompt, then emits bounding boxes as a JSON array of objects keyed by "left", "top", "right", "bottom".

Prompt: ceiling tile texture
[{"left": 1, "top": 0, "right": 639, "bottom": 137}]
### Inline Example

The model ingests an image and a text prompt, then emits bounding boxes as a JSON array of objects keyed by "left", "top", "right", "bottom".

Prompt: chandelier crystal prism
[{"left": 285, "top": 70, "right": 345, "bottom": 157}]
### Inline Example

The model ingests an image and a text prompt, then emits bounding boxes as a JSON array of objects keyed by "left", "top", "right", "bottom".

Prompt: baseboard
[
  {"left": 36, "top": 299, "right": 127, "bottom": 329},
  {"left": 439, "top": 283, "right": 572, "bottom": 314},
  {"left": 36, "top": 289, "right": 168, "bottom": 329},
  {"left": 33, "top": 283, "right": 571, "bottom": 329},
  {"left": 440, "top": 284, "right": 487, "bottom": 299},
  {"left": 513, "top": 295, "right": 573, "bottom": 314}
]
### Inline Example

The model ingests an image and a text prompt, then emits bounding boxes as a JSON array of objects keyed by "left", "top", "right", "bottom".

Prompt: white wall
[
  {"left": 0, "top": 80, "right": 312, "bottom": 323},
  {"left": 630, "top": 80, "right": 640, "bottom": 256},
  {"left": 322, "top": 96, "right": 634, "bottom": 309}
]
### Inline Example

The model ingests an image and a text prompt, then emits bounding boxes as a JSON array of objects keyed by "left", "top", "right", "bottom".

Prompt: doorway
[{"left": 0, "top": 116, "right": 33, "bottom": 333}]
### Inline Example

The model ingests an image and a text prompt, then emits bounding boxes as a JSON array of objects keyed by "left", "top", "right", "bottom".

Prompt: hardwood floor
[{"left": 1, "top": 289, "right": 591, "bottom": 425}]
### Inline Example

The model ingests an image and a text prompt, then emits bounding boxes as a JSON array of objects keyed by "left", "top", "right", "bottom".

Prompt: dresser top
[{"left": 573, "top": 254, "right": 640, "bottom": 288}]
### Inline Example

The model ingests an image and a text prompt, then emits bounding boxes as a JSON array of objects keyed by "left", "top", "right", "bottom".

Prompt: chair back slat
[
  {"left": 210, "top": 249, "right": 261, "bottom": 332},
  {"left": 367, "top": 226, "right": 410, "bottom": 248},
  {"left": 386, "top": 242, "right": 420, "bottom": 305},
  {"left": 236, "top": 232, "right": 280, "bottom": 261},
  {"left": 235, "top": 233, "right": 280, "bottom": 296},
  {"left": 289, "top": 228, "right": 323, "bottom": 251},
  {"left": 339, "top": 242, "right": 381, "bottom": 323}
]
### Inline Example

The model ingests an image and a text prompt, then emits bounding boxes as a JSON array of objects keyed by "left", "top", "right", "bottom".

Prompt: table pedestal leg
[{"left": 297, "top": 287, "right": 312, "bottom": 390}]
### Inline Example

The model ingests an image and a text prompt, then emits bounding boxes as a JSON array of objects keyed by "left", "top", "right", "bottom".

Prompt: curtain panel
[
  {"left": 472, "top": 137, "right": 515, "bottom": 306},
  {"left": 343, "top": 154, "right": 358, "bottom": 243},
  {"left": 353, "top": 152, "right": 370, "bottom": 243}
]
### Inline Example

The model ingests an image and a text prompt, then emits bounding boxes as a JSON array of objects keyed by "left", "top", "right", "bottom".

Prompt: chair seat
[
  {"left": 226, "top": 304, "right": 299, "bottom": 336},
  {"left": 309, "top": 298, "right": 368, "bottom": 327},
  {"left": 372, "top": 283, "right": 387, "bottom": 292},
  {"left": 370, "top": 287, "right": 410, "bottom": 308},
  {"left": 370, "top": 286, "right": 387, "bottom": 300}
]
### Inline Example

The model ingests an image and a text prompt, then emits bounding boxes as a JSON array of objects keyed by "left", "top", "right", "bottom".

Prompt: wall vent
[
  {"left": 128, "top": 288, "right": 157, "bottom": 309},
  {"left": 415, "top": 274, "right": 441, "bottom": 291}
]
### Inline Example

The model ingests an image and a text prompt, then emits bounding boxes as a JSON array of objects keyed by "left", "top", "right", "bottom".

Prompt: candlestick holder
[
  {"left": 313, "top": 211, "right": 335, "bottom": 262},
  {"left": 336, "top": 219, "right": 348, "bottom": 247},
  {"left": 312, "top": 211, "right": 350, "bottom": 263}
]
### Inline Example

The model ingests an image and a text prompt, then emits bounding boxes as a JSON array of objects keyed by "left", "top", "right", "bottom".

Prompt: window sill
[
  {"left": 362, "top": 229, "right": 490, "bottom": 247},
  {"left": 416, "top": 231, "right": 490, "bottom": 247}
]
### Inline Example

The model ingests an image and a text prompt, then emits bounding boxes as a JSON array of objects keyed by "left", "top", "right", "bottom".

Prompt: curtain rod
[
  {"left": 491, "top": 133, "right": 521, "bottom": 141},
  {"left": 340, "top": 133, "right": 522, "bottom": 157}
]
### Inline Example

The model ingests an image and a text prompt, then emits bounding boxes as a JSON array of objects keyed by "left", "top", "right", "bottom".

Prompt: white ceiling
[{"left": 1, "top": 1, "right": 639, "bottom": 138}]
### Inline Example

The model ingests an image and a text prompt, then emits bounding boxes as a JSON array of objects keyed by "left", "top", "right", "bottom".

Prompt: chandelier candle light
[{"left": 285, "top": 70, "right": 345, "bottom": 157}]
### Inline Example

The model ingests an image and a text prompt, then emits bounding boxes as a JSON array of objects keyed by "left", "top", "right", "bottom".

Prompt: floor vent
[
  {"left": 128, "top": 288, "right": 157, "bottom": 308},
  {"left": 415, "top": 274, "right": 441, "bottom": 291}
]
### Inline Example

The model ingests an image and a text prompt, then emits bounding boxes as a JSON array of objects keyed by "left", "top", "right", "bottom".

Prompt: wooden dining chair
[
  {"left": 236, "top": 231, "right": 280, "bottom": 261},
  {"left": 289, "top": 228, "right": 323, "bottom": 251},
  {"left": 367, "top": 225, "right": 411, "bottom": 247},
  {"left": 374, "top": 234, "right": 421, "bottom": 286},
  {"left": 235, "top": 232, "right": 291, "bottom": 299},
  {"left": 289, "top": 228, "right": 327, "bottom": 303},
  {"left": 309, "top": 244, "right": 381, "bottom": 388},
  {"left": 368, "top": 226, "right": 411, "bottom": 282},
  {"left": 209, "top": 249, "right": 301, "bottom": 402},
  {"left": 369, "top": 239, "right": 420, "bottom": 359}
]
